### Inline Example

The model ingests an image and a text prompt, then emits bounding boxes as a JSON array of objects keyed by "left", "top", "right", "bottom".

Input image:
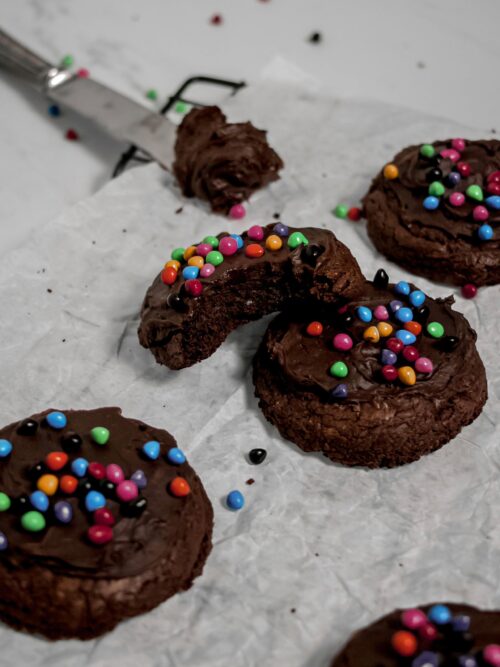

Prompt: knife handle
[{"left": 0, "top": 28, "right": 71, "bottom": 92}]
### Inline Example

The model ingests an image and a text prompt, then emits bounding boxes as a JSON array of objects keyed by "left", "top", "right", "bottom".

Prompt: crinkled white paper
[{"left": 0, "top": 77, "right": 498, "bottom": 667}]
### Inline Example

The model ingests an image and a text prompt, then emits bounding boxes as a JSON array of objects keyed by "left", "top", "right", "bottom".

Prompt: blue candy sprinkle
[
  {"left": 330, "top": 384, "right": 348, "bottom": 399},
  {"left": 130, "top": 469, "right": 147, "bottom": 489},
  {"left": 230, "top": 233, "right": 244, "bottom": 249},
  {"left": 412, "top": 652, "right": 438, "bottom": 667},
  {"left": 226, "top": 490, "right": 245, "bottom": 511},
  {"left": 71, "top": 457, "right": 89, "bottom": 477},
  {"left": 486, "top": 195, "right": 500, "bottom": 210},
  {"left": 48, "top": 104, "right": 61, "bottom": 117},
  {"left": 85, "top": 490, "right": 106, "bottom": 512},
  {"left": 381, "top": 349, "right": 397, "bottom": 366},
  {"left": 390, "top": 299, "right": 403, "bottom": 313},
  {"left": 394, "top": 280, "right": 410, "bottom": 296},
  {"left": 409, "top": 290, "right": 426, "bottom": 307},
  {"left": 46, "top": 411, "right": 67, "bottom": 430},
  {"left": 142, "top": 440, "right": 160, "bottom": 460},
  {"left": 427, "top": 604, "right": 452, "bottom": 625},
  {"left": 452, "top": 614, "right": 471, "bottom": 632},
  {"left": 356, "top": 306, "right": 372, "bottom": 323},
  {"left": 273, "top": 223, "right": 289, "bottom": 237},
  {"left": 182, "top": 266, "right": 199, "bottom": 280},
  {"left": 395, "top": 307, "right": 413, "bottom": 323},
  {"left": 167, "top": 447, "right": 187, "bottom": 465},
  {"left": 0, "top": 531, "right": 8, "bottom": 551},
  {"left": 396, "top": 330, "right": 416, "bottom": 345},
  {"left": 423, "top": 195, "right": 440, "bottom": 210},
  {"left": 446, "top": 171, "right": 461, "bottom": 187},
  {"left": 54, "top": 500, "right": 73, "bottom": 524},
  {"left": 457, "top": 656, "right": 477, "bottom": 667},
  {"left": 0, "top": 439, "right": 12, "bottom": 458},
  {"left": 30, "top": 490, "right": 49, "bottom": 512},
  {"left": 478, "top": 224, "right": 494, "bottom": 241}
]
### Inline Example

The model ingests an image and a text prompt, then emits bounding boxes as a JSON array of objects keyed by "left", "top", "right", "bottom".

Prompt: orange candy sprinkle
[
  {"left": 37, "top": 474, "right": 59, "bottom": 496},
  {"left": 383, "top": 163, "right": 399, "bottom": 180},
  {"left": 363, "top": 325, "right": 380, "bottom": 343},
  {"left": 265, "top": 234, "right": 283, "bottom": 251},
  {"left": 306, "top": 321, "right": 323, "bottom": 337},
  {"left": 377, "top": 322, "right": 393, "bottom": 337},
  {"left": 391, "top": 630, "right": 417, "bottom": 657},
  {"left": 188, "top": 255, "right": 204, "bottom": 269},
  {"left": 405, "top": 321, "right": 422, "bottom": 336},
  {"left": 60, "top": 475, "right": 78, "bottom": 495},
  {"left": 165, "top": 260, "right": 181, "bottom": 272},
  {"left": 183, "top": 245, "right": 197, "bottom": 261},
  {"left": 161, "top": 267, "right": 177, "bottom": 285},
  {"left": 398, "top": 366, "right": 416, "bottom": 386},
  {"left": 45, "top": 451, "right": 68, "bottom": 471},
  {"left": 245, "top": 243, "right": 265, "bottom": 259},
  {"left": 170, "top": 477, "right": 191, "bottom": 497}
]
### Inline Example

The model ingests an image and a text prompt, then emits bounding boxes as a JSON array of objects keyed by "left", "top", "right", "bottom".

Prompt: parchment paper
[{"left": 0, "top": 74, "right": 498, "bottom": 667}]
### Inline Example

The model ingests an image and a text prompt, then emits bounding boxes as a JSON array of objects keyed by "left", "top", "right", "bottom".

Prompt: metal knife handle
[{"left": 0, "top": 28, "right": 72, "bottom": 92}]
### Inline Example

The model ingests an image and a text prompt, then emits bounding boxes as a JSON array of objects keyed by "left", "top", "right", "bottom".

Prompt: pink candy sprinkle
[
  {"left": 451, "top": 138, "right": 466, "bottom": 152},
  {"left": 449, "top": 192, "right": 465, "bottom": 207},
  {"left": 247, "top": 224, "right": 264, "bottom": 241},
  {"left": 196, "top": 243, "right": 212, "bottom": 257},
  {"left": 229, "top": 204, "right": 246, "bottom": 219},
  {"left": 440, "top": 148, "right": 460, "bottom": 162},
  {"left": 374, "top": 305, "right": 389, "bottom": 321},
  {"left": 116, "top": 480, "right": 139, "bottom": 503},
  {"left": 219, "top": 236, "right": 238, "bottom": 256},
  {"left": 484, "top": 645, "right": 500, "bottom": 667},
  {"left": 473, "top": 205, "right": 489, "bottom": 222},
  {"left": 200, "top": 263, "right": 215, "bottom": 278},
  {"left": 333, "top": 333, "right": 353, "bottom": 351},
  {"left": 106, "top": 463, "right": 124, "bottom": 485},
  {"left": 415, "top": 357, "right": 433, "bottom": 374},
  {"left": 401, "top": 608, "right": 427, "bottom": 629}
]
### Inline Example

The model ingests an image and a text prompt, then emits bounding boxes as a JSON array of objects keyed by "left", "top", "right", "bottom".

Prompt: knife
[{"left": 0, "top": 28, "right": 176, "bottom": 168}]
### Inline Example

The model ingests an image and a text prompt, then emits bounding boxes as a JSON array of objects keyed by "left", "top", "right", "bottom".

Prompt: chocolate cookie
[
  {"left": 0, "top": 408, "right": 213, "bottom": 639},
  {"left": 138, "top": 224, "right": 364, "bottom": 370},
  {"left": 363, "top": 139, "right": 500, "bottom": 285},
  {"left": 173, "top": 106, "right": 283, "bottom": 213},
  {"left": 253, "top": 270, "right": 487, "bottom": 467},
  {"left": 331, "top": 603, "right": 500, "bottom": 666}
]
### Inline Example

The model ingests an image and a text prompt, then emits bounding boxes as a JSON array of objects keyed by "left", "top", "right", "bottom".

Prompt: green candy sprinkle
[
  {"left": 330, "top": 361, "right": 348, "bottom": 378},
  {"left": 21, "top": 511, "right": 46, "bottom": 532},
  {"left": 466, "top": 185, "right": 483, "bottom": 202},
  {"left": 146, "top": 89, "right": 158, "bottom": 101},
  {"left": 171, "top": 247, "right": 185, "bottom": 262},
  {"left": 90, "top": 426, "right": 110, "bottom": 445},
  {"left": 428, "top": 181, "right": 445, "bottom": 197},
  {"left": 420, "top": 144, "right": 435, "bottom": 158},
  {"left": 0, "top": 493, "right": 10, "bottom": 512},
  {"left": 206, "top": 250, "right": 224, "bottom": 266},
  {"left": 334, "top": 204, "right": 348, "bottom": 219},
  {"left": 203, "top": 235, "right": 219, "bottom": 249},
  {"left": 60, "top": 54, "right": 74, "bottom": 68},
  {"left": 287, "top": 232, "right": 309, "bottom": 249},
  {"left": 427, "top": 321, "right": 445, "bottom": 338},
  {"left": 175, "top": 101, "right": 188, "bottom": 114}
]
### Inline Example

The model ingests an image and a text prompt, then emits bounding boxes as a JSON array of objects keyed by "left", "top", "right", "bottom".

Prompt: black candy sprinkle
[
  {"left": 301, "top": 244, "right": 324, "bottom": 266},
  {"left": 373, "top": 268, "right": 389, "bottom": 290},
  {"left": 61, "top": 432, "right": 83, "bottom": 452},
  {"left": 249, "top": 448, "right": 267, "bottom": 465},
  {"left": 17, "top": 419, "right": 38, "bottom": 436}
]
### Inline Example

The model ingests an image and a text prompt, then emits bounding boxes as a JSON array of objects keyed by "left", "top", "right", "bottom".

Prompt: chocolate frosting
[
  {"left": 266, "top": 281, "right": 469, "bottom": 401},
  {"left": 331, "top": 603, "right": 500, "bottom": 666},
  {"left": 0, "top": 408, "right": 213, "bottom": 580},
  {"left": 173, "top": 106, "right": 283, "bottom": 212}
]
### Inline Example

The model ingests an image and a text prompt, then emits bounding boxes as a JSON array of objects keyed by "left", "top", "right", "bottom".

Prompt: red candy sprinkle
[
  {"left": 77, "top": 67, "right": 90, "bottom": 78},
  {"left": 88, "top": 524, "right": 113, "bottom": 545},
  {"left": 347, "top": 207, "right": 362, "bottom": 221},
  {"left": 488, "top": 170, "right": 500, "bottom": 184},
  {"left": 60, "top": 475, "right": 78, "bottom": 494},
  {"left": 185, "top": 279, "right": 203, "bottom": 296},
  {"left": 88, "top": 462, "right": 106, "bottom": 480},
  {"left": 456, "top": 161, "right": 471, "bottom": 177},
  {"left": 245, "top": 243, "right": 265, "bottom": 259},
  {"left": 461, "top": 283, "right": 478, "bottom": 299},
  {"left": 402, "top": 346, "right": 420, "bottom": 363},
  {"left": 306, "top": 321, "right": 323, "bottom": 337},
  {"left": 405, "top": 321, "right": 422, "bottom": 336},
  {"left": 94, "top": 507, "right": 115, "bottom": 526},
  {"left": 170, "top": 477, "right": 191, "bottom": 497},
  {"left": 382, "top": 365, "right": 398, "bottom": 382},
  {"left": 391, "top": 630, "right": 417, "bottom": 657},
  {"left": 419, "top": 622, "right": 438, "bottom": 641},
  {"left": 45, "top": 451, "right": 68, "bottom": 471},
  {"left": 161, "top": 267, "right": 177, "bottom": 285},
  {"left": 487, "top": 182, "right": 500, "bottom": 195},
  {"left": 386, "top": 337, "right": 404, "bottom": 354},
  {"left": 65, "top": 129, "right": 79, "bottom": 141},
  {"left": 210, "top": 13, "right": 222, "bottom": 24}
]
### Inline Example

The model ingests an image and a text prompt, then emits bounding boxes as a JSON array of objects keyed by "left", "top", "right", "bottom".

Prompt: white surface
[
  {"left": 1, "top": 1, "right": 500, "bottom": 252},
  {"left": 0, "top": 82, "right": 497, "bottom": 667}
]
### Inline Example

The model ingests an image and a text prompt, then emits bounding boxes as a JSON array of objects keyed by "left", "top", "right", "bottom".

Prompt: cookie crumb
[
  {"left": 246, "top": 478, "right": 255, "bottom": 485},
  {"left": 175, "top": 207, "right": 183, "bottom": 214},
  {"left": 290, "top": 608, "right": 296, "bottom": 613},
  {"left": 273, "top": 212, "right": 281, "bottom": 219},
  {"left": 62, "top": 339, "right": 66, "bottom": 343},
  {"left": 308, "top": 32, "right": 322, "bottom": 43},
  {"left": 122, "top": 228, "right": 127, "bottom": 233},
  {"left": 417, "top": 61, "right": 426, "bottom": 69},
  {"left": 92, "top": 241, "right": 96, "bottom": 245},
  {"left": 315, "top": 552, "right": 319, "bottom": 557},
  {"left": 46, "top": 288, "right": 52, "bottom": 293}
]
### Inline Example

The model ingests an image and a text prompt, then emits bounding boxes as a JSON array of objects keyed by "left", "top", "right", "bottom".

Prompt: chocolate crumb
[
  {"left": 175, "top": 207, "right": 183, "bottom": 214},
  {"left": 46, "top": 288, "right": 52, "bottom": 293},
  {"left": 290, "top": 608, "right": 296, "bottom": 613},
  {"left": 246, "top": 478, "right": 255, "bottom": 485},
  {"left": 308, "top": 32, "right": 322, "bottom": 43}
]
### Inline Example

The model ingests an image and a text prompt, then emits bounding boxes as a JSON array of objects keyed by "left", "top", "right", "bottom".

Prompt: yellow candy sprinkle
[
  {"left": 165, "top": 260, "right": 181, "bottom": 271},
  {"left": 377, "top": 322, "right": 393, "bottom": 337},
  {"left": 265, "top": 234, "right": 283, "bottom": 251},
  {"left": 37, "top": 474, "right": 59, "bottom": 496},
  {"left": 363, "top": 325, "right": 380, "bottom": 343},
  {"left": 398, "top": 366, "right": 416, "bottom": 386},
  {"left": 188, "top": 255, "right": 204, "bottom": 269},
  {"left": 183, "top": 245, "right": 197, "bottom": 261},
  {"left": 383, "top": 163, "right": 399, "bottom": 180}
]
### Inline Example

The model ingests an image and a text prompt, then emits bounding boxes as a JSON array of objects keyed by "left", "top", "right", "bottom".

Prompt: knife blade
[{"left": 0, "top": 28, "right": 176, "bottom": 168}]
